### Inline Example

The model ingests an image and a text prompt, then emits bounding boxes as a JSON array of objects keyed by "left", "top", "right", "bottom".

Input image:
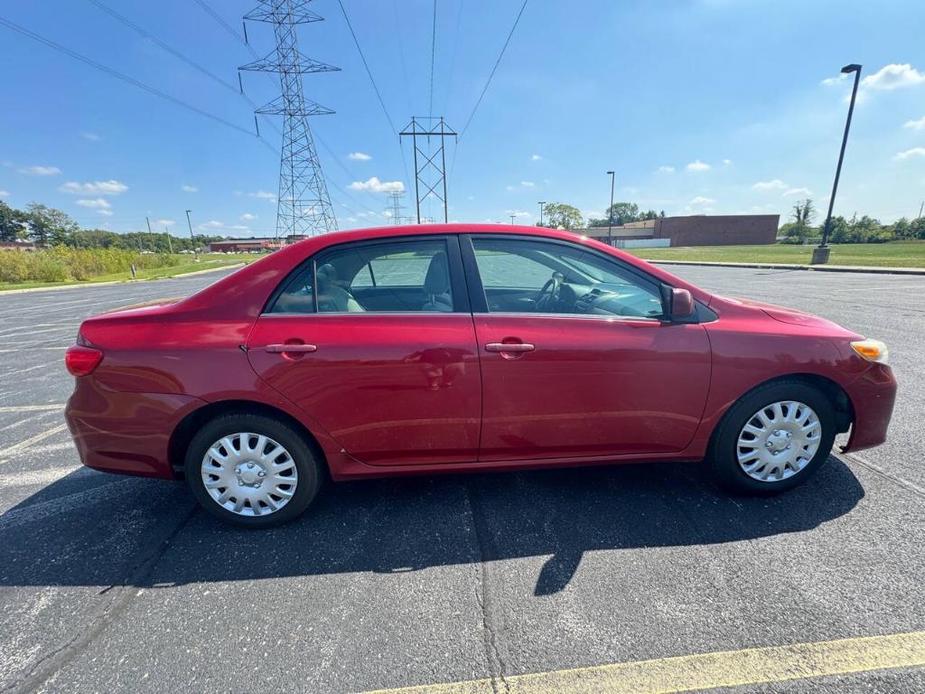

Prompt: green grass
[
  {"left": 627, "top": 241, "right": 925, "bottom": 268},
  {"left": 0, "top": 253, "right": 259, "bottom": 292}
]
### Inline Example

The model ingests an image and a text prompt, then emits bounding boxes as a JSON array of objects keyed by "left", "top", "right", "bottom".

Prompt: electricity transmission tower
[
  {"left": 387, "top": 191, "right": 407, "bottom": 225},
  {"left": 240, "top": 0, "right": 338, "bottom": 239},
  {"left": 400, "top": 117, "right": 457, "bottom": 223}
]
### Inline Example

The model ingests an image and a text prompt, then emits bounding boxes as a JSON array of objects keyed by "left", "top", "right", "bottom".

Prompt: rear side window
[{"left": 268, "top": 238, "right": 456, "bottom": 314}]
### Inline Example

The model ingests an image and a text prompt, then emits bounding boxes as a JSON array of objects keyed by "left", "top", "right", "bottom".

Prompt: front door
[
  {"left": 465, "top": 235, "right": 711, "bottom": 462},
  {"left": 247, "top": 235, "right": 481, "bottom": 466}
]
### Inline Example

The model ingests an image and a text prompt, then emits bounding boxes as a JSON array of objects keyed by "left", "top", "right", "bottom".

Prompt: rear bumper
[
  {"left": 842, "top": 364, "right": 897, "bottom": 453},
  {"left": 65, "top": 379, "right": 204, "bottom": 479}
]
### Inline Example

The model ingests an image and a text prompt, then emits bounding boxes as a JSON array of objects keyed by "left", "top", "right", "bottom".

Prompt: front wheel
[
  {"left": 709, "top": 381, "right": 836, "bottom": 495},
  {"left": 184, "top": 413, "right": 322, "bottom": 528}
]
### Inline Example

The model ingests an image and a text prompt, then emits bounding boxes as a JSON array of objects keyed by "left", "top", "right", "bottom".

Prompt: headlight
[{"left": 851, "top": 338, "right": 889, "bottom": 364}]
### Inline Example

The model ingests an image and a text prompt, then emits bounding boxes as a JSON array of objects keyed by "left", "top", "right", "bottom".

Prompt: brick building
[{"left": 580, "top": 214, "right": 779, "bottom": 247}]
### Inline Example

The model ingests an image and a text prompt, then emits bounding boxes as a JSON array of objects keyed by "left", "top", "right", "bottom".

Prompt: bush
[{"left": 0, "top": 248, "right": 180, "bottom": 284}]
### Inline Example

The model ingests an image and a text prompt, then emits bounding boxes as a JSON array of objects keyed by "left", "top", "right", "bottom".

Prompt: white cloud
[
  {"left": 656, "top": 165, "right": 675, "bottom": 174},
  {"left": 248, "top": 190, "right": 276, "bottom": 201},
  {"left": 689, "top": 196, "right": 715, "bottom": 206},
  {"left": 531, "top": 154, "right": 542, "bottom": 161},
  {"left": 76, "top": 198, "right": 112, "bottom": 210},
  {"left": 821, "top": 74, "right": 848, "bottom": 87},
  {"left": 0, "top": 190, "right": 8, "bottom": 197},
  {"left": 506, "top": 181, "right": 536, "bottom": 191},
  {"left": 181, "top": 184, "right": 198, "bottom": 193},
  {"left": 97, "top": 209, "right": 114, "bottom": 217},
  {"left": 520, "top": 180, "right": 535, "bottom": 188},
  {"left": 752, "top": 179, "right": 788, "bottom": 191},
  {"left": 154, "top": 219, "right": 175, "bottom": 227},
  {"left": 862, "top": 63, "right": 925, "bottom": 91},
  {"left": 686, "top": 160, "right": 710, "bottom": 172},
  {"left": 80, "top": 132, "right": 101, "bottom": 141},
  {"left": 20, "top": 165, "right": 61, "bottom": 176},
  {"left": 348, "top": 152, "right": 372, "bottom": 161},
  {"left": 894, "top": 147, "right": 925, "bottom": 161},
  {"left": 240, "top": 213, "right": 257, "bottom": 221},
  {"left": 348, "top": 176, "right": 405, "bottom": 193},
  {"left": 783, "top": 187, "right": 812, "bottom": 197},
  {"left": 903, "top": 116, "right": 925, "bottom": 130},
  {"left": 60, "top": 179, "right": 128, "bottom": 195},
  {"left": 722, "top": 159, "right": 732, "bottom": 166},
  {"left": 505, "top": 210, "right": 531, "bottom": 218}
]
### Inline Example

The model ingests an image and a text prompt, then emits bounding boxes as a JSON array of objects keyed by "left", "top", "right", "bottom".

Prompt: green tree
[
  {"left": 542, "top": 202, "right": 584, "bottom": 230},
  {"left": 25, "top": 203, "right": 78, "bottom": 247},
  {"left": 0, "top": 201, "right": 24, "bottom": 242}
]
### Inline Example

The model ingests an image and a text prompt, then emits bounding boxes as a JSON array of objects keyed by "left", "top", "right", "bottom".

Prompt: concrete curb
[
  {"left": 0, "top": 263, "right": 245, "bottom": 296},
  {"left": 649, "top": 259, "right": 925, "bottom": 276}
]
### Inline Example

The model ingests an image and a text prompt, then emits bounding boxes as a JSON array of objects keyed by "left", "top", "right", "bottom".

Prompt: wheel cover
[
  {"left": 736, "top": 400, "right": 822, "bottom": 482},
  {"left": 200, "top": 432, "right": 298, "bottom": 517}
]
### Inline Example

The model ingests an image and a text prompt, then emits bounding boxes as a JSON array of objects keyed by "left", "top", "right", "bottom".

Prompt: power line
[
  {"left": 335, "top": 0, "right": 412, "bottom": 203},
  {"left": 429, "top": 0, "right": 437, "bottom": 117},
  {"left": 86, "top": 0, "right": 238, "bottom": 93},
  {"left": 192, "top": 0, "right": 251, "bottom": 50},
  {"left": 459, "top": 0, "right": 529, "bottom": 137},
  {"left": 0, "top": 14, "right": 276, "bottom": 153}
]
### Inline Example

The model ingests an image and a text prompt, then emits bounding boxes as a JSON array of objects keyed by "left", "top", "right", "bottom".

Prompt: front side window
[
  {"left": 270, "top": 238, "right": 455, "bottom": 313},
  {"left": 471, "top": 237, "right": 664, "bottom": 318}
]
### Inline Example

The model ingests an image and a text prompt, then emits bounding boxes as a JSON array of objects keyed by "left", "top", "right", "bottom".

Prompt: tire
[
  {"left": 184, "top": 413, "right": 322, "bottom": 528},
  {"left": 708, "top": 380, "right": 836, "bottom": 495}
]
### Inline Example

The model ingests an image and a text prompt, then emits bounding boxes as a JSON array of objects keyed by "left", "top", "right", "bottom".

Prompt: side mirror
[{"left": 669, "top": 288, "right": 695, "bottom": 320}]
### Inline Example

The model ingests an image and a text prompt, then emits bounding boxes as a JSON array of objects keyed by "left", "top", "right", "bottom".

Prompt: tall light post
[
  {"left": 185, "top": 209, "right": 197, "bottom": 259},
  {"left": 510, "top": 214, "right": 516, "bottom": 225},
  {"left": 538, "top": 201, "right": 546, "bottom": 227},
  {"left": 606, "top": 170, "right": 616, "bottom": 246},
  {"left": 813, "top": 63, "right": 862, "bottom": 265}
]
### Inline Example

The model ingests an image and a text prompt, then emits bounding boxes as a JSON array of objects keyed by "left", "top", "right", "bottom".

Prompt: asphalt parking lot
[{"left": 0, "top": 264, "right": 923, "bottom": 693}]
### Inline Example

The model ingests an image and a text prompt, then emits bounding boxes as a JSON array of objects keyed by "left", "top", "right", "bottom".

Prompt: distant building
[
  {"left": 0, "top": 240, "right": 36, "bottom": 251},
  {"left": 206, "top": 237, "right": 284, "bottom": 253},
  {"left": 579, "top": 214, "right": 779, "bottom": 248}
]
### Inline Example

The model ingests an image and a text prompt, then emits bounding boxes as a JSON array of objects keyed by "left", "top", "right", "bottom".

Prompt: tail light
[{"left": 65, "top": 344, "right": 103, "bottom": 377}]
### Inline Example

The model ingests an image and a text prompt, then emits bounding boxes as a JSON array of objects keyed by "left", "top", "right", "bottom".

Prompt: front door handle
[
  {"left": 485, "top": 342, "right": 535, "bottom": 353},
  {"left": 265, "top": 343, "right": 318, "bottom": 353}
]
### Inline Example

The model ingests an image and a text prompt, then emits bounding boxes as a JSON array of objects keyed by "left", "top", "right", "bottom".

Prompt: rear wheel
[
  {"left": 709, "top": 381, "right": 836, "bottom": 494},
  {"left": 184, "top": 413, "right": 321, "bottom": 528}
]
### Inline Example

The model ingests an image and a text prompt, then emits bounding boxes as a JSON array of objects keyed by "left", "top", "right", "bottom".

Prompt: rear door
[
  {"left": 463, "top": 234, "right": 712, "bottom": 462},
  {"left": 247, "top": 235, "right": 481, "bottom": 466}
]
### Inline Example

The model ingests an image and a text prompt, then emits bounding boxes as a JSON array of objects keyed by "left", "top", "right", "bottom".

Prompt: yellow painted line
[{"left": 363, "top": 631, "right": 925, "bottom": 694}]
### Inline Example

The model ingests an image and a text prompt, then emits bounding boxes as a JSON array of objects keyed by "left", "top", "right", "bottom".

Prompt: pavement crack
[
  {"left": 463, "top": 481, "right": 510, "bottom": 694},
  {"left": 5, "top": 502, "right": 199, "bottom": 694},
  {"left": 841, "top": 452, "right": 925, "bottom": 502}
]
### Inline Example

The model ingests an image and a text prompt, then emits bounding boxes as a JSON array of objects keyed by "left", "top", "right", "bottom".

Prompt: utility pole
[
  {"left": 240, "top": 0, "right": 339, "bottom": 238},
  {"left": 918, "top": 201, "right": 924, "bottom": 219},
  {"left": 814, "top": 63, "right": 862, "bottom": 265},
  {"left": 510, "top": 214, "right": 516, "bottom": 225},
  {"left": 185, "top": 209, "right": 197, "bottom": 258},
  {"left": 164, "top": 225, "right": 173, "bottom": 254},
  {"left": 538, "top": 201, "right": 546, "bottom": 227},
  {"left": 400, "top": 116, "right": 457, "bottom": 223},
  {"left": 606, "top": 170, "right": 616, "bottom": 246}
]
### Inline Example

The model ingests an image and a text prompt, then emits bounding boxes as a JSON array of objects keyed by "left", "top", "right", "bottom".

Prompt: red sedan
[{"left": 64, "top": 225, "right": 896, "bottom": 527}]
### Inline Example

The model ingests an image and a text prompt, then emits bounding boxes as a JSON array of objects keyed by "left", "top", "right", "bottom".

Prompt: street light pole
[
  {"left": 185, "top": 209, "right": 197, "bottom": 259},
  {"left": 538, "top": 201, "right": 546, "bottom": 227},
  {"left": 606, "top": 171, "right": 615, "bottom": 246},
  {"left": 814, "top": 63, "right": 862, "bottom": 265},
  {"left": 510, "top": 214, "right": 516, "bottom": 225}
]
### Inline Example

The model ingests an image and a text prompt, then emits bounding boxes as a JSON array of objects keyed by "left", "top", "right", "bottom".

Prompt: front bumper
[
  {"left": 842, "top": 363, "right": 897, "bottom": 453},
  {"left": 65, "top": 378, "right": 204, "bottom": 479}
]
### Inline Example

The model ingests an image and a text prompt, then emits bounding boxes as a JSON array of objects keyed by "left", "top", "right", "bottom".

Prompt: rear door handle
[
  {"left": 265, "top": 343, "right": 318, "bottom": 353},
  {"left": 485, "top": 342, "right": 535, "bottom": 353}
]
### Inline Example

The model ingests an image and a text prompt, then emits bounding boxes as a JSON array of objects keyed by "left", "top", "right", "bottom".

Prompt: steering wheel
[{"left": 534, "top": 272, "right": 564, "bottom": 311}]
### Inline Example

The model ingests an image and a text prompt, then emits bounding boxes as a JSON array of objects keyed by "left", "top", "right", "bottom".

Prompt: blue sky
[{"left": 1, "top": 0, "right": 924, "bottom": 237}]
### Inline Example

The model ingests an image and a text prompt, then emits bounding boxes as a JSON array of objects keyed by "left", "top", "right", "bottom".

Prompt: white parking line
[
  {"left": 0, "top": 361, "right": 62, "bottom": 378},
  {"left": 0, "top": 424, "right": 68, "bottom": 462},
  {"left": 0, "top": 404, "right": 65, "bottom": 413}
]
